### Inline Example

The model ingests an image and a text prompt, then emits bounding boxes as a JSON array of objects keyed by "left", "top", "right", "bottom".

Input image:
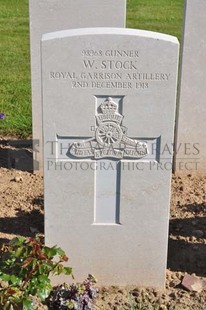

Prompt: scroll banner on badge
[{"left": 70, "top": 141, "right": 148, "bottom": 159}]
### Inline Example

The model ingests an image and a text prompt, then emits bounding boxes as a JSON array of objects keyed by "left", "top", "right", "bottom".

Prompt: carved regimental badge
[{"left": 70, "top": 97, "right": 149, "bottom": 159}]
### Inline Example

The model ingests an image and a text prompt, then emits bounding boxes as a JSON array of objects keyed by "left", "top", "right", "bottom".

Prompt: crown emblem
[
  {"left": 100, "top": 97, "right": 118, "bottom": 114},
  {"left": 96, "top": 97, "right": 123, "bottom": 126}
]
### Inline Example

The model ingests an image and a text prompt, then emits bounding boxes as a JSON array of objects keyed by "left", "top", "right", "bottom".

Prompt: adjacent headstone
[
  {"left": 174, "top": 0, "right": 206, "bottom": 173},
  {"left": 42, "top": 28, "right": 179, "bottom": 287},
  {"left": 29, "top": 0, "right": 126, "bottom": 171}
]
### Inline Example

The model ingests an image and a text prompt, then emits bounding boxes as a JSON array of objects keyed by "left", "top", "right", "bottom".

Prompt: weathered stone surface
[
  {"left": 42, "top": 28, "right": 179, "bottom": 287},
  {"left": 175, "top": 0, "right": 206, "bottom": 173},
  {"left": 29, "top": 0, "right": 126, "bottom": 171}
]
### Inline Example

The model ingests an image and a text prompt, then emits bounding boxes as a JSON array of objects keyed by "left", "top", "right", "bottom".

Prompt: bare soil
[{"left": 0, "top": 141, "right": 206, "bottom": 309}]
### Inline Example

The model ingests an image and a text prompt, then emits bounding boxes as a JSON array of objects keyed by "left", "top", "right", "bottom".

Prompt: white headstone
[
  {"left": 42, "top": 28, "right": 179, "bottom": 287},
  {"left": 29, "top": 0, "right": 126, "bottom": 171},
  {"left": 175, "top": 0, "right": 206, "bottom": 173}
]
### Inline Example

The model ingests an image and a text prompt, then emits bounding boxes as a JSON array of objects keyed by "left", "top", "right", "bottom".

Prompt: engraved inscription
[
  {"left": 69, "top": 97, "right": 149, "bottom": 160},
  {"left": 49, "top": 48, "right": 171, "bottom": 91},
  {"left": 82, "top": 59, "right": 138, "bottom": 70},
  {"left": 81, "top": 49, "right": 139, "bottom": 57}
]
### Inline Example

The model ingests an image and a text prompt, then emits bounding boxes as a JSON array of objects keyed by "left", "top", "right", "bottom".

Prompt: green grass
[
  {"left": 0, "top": 0, "right": 31, "bottom": 138},
  {"left": 0, "top": 0, "right": 184, "bottom": 138},
  {"left": 127, "top": 0, "right": 184, "bottom": 40}
]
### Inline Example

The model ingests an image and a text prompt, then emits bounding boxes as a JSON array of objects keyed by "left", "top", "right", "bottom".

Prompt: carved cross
[{"left": 55, "top": 96, "right": 157, "bottom": 224}]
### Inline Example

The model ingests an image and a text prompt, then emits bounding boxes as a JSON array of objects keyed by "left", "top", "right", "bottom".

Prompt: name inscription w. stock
[
  {"left": 49, "top": 49, "right": 170, "bottom": 90},
  {"left": 42, "top": 27, "right": 179, "bottom": 286}
]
